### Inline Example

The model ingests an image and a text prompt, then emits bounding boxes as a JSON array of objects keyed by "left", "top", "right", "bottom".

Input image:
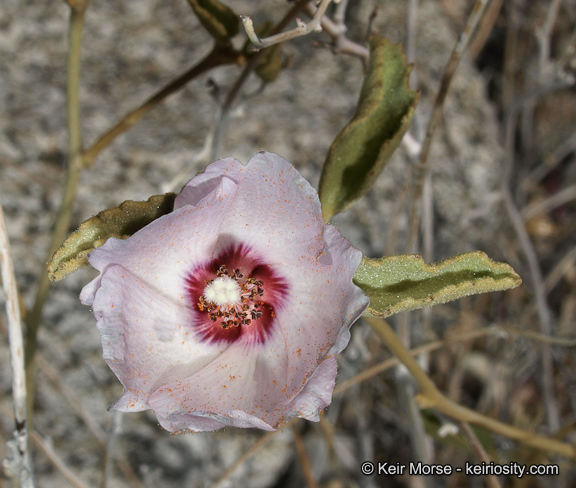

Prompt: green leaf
[
  {"left": 319, "top": 35, "right": 419, "bottom": 221},
  {"left": 187, "top": 0, "right": 239, "bottom": 44},
  {"left": 48, "top": 193, "right": 176, "bottom": 282},
  {"left": 254, "top": 31, "right": 283, "bottom": 82},
  {"left": 255, "top": 43, "right": 283, "bottom": 82},
  {"left": 354, "top": 251, "right": 522, "bottom": 318}
]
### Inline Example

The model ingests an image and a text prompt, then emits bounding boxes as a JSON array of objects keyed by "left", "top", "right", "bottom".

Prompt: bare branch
[
  {"left": 0, "top": 202, "right": 34, "bottom": 487},
  {"left": 501, "top": 82, "right": 575, "bottom": 434},
  {"left": 303, "top": 0, "right": 369, "bottom": 65},
  {"left": 407, "top": 0, "right": 491, "bottom": 251},
  {"left": 241, "top": 0, "right": 332, "bottom": 51},
  {"left": 31, "top": 431, "right": 90, "bottom": 488},
  {"left": 536, "top": 0, "right": 562, "bottom": 77},
  {"left": 82, "top": 45, "right": 240, "bottom": 168},
  {"left": 25, "top": 2, "right": 89, "bottom": 420},
  {"left": 209, "top": 424, "right": 294, "bottom": 488},
  {"left": 545, "top": 245, "right": 576, "bottom": 293},
  {"left": 209, "top": 0, "right": 308, "bottom": 159},
  {"left": 291, "top": 423, "right": 319, "bottom": 488},
  {"left": 521, "top": 184, "right": 576, "bottom": 221},
  {"left": 460, "top": 423, "right": 502, "bottom": 488},
  {"left": 366, "top": 317, "right": 576, "bottom": 460}
]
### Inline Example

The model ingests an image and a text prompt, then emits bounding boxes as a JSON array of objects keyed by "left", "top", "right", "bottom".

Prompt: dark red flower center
[{"left": 185, "top": 243, "right": 288, "bottom": 344}]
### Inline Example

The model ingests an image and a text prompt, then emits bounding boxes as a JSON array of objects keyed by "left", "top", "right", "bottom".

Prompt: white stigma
[{"left": 203, "top": 276, "right": 242, "bottom": 307}]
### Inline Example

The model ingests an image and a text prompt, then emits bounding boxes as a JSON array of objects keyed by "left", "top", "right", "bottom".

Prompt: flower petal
[
  {"left": 287, "top": 357, "right": 338, "bottom": 422},
  {"left": 173, "top": 157, "right": 240, "bottom": 210},
  {"left": 86, "top": 265, "right": 230, "bottom": 412},
  {"left": 81, "top": 176, "right": 239, "bottom": 305},
  {"left": 269, "top": 223, "right": 368, "bottom": 399},
  {"left": 148, "top": 343, "right": 283, "bottom": 431},
  {"left": 177, "top": 152, "right": 326, "bottom": 269}
]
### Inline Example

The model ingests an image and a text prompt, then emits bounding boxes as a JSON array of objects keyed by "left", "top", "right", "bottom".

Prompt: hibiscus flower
[{"left": 80, "top": 151, "right": 368, "bottom": 432}]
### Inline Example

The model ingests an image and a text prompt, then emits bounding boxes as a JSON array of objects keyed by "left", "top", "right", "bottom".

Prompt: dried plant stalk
[{"left": 0, "top": 202, "right": 34, "bottom": 487}]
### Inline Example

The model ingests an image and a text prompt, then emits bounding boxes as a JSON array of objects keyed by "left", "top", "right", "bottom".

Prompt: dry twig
[
  {"left": 241, "top": 0, "right": 332, "bottom": 51},
  {"left": 521, "top": 184, "right": 576, "bottom": 222},
  {"left": 82, "top": 44, "right": 240, "bottom": 168},
  {"left": 291, "top": 423, "right": 319, "bottom": 488},
  {"left": 210, "top": 0, "right": 309, "bottom": 160},
  {"left": 209, "top": 423, "right": 294, "bottom": 488},
  {"left": 366, "top": 317, "right": 576, "bottom": 460},
  {"left": 303, "top": 0, "right": 369, "bottom": 66},
  {"left": 501, "top": 83, "right": 574, "bottom": 434},
  {"left": 536, "top": 0, "right": 563, "bottom": 76},
  {"left": 460, "top": 422, "right": 502, "bottom": 488},
  {"left": 25, "top": 1, "right": 89, "bottom": 419},
  {"left": 408, "top": 0, "right": 491, "bottom": 250},
  {"left": 30, "top": 431, "right": 90, "bottom": 488},
  {"left": 0, "top": 203, "right": 33, "bottom": 487}
]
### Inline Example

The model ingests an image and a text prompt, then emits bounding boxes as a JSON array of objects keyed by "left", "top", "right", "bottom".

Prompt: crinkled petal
[
  {"left": 177, "top": 152, "right": 326, "bottom": 268},
  {"left": 272, "top": 224, "right": 368, "bottom": 398},
  {"left": 173, "top": 157, "right": 239, "bottom": 211},
  {"left": 148, "top": 337, "right": 286, "bottom": 431},
  {"left": 81, "top": 176, "right": 238, "bottom": 304},
  {"left": 287, "top": 357, "right": 338, "bottom": 422}
]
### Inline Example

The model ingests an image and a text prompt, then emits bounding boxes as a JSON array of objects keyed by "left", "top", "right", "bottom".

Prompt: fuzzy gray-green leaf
[
  {"left": 48, "top": 193, "right": 176, "bottom": 282},
  {"left": 354, "top": 251, "right": 522, "bottom": 318},
  {"left": 319, "top": 35, "right": 419, "bottom": 221}
]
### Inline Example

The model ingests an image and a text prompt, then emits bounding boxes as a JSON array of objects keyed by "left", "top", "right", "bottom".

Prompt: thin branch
[
  {"left": 291, "top": 423, "right": 319, "bottom": 488},
  {"left": 36, "top": 355, "right": 142, "bottom": 487},
  {"left": 303, "top": 0, "right": 369, "bottom": 66},
  {"left": 210, "top": 0, "right": 309, "bottom": 159},
  {"left": 335, "top": 324, "right": 576, "bottom": 396},
  {"left": 209, "top": 422, "right": 295, "bottom": 488},
  {"left": 468, "top": 0, "right": 504, "bottom": 60},
  {"left": 0, "top": 202, "right": 34, "bottom": 487},
  {"left": 209, "top": 58, "right": 255, "bottom": 160},
  {"left": 36, "top": 355, "right": 105, "bottom": 443},
  {"left": 408, "top": 0, "right": 491, "bottom": 250},
  {"left": 419, "top": 0, "right": 489, "bottom": 168},
  {"left": 100, "top": 412, "right": 122, "bottom": 488},
  {"left": 365, "top": 317, "right": 576, "bottom": 460},
  {"left": 524, "top": 130, "right": 576, "bottom": 187},
  {"left": 396, "top": 362, "right": 432, "bottom": 464},
  {"left": 241, "top": 0, "right": 331, "bottom": 51},
  {"left": 536, "top": 0, "right": 562, "bottom": 77},
  {"left": 30, "top": 431, "right": 91, "bottom": 488},
  {"left": 521, "top": 184, "right": 576, "bottom": 222},
  {"left": 459, "top": 422, "right": 502, "bottom": 488},
  {"left": 335, "top": 336, "right": 450, "bottom": 396},
  {"left": 545, "top": 245, "right": 576, "bottom": 293},
  {"left": 316, "top": 417, "right": 339, "bottom": 473},
  {"left": 501, "top": 82, "right": 574, "bottom": 434},
  {"left": 25, "top": 1, "right": 89, "bottom": 421},
  {"left": 332, "top": 0, "right": 348, "bottom": 25},
  {"left": 82, "top": 44, "right": 240, "bottom": 167}
]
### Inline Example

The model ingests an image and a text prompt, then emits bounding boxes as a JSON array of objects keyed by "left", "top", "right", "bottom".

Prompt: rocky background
[{"left": 1, "top": 0, "right": 575, "bottom": 487}]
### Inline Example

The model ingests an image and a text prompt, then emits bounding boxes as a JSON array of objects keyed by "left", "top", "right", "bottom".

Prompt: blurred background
[{"left": 1, "top": 0, "right": 575, "bottom": 486}]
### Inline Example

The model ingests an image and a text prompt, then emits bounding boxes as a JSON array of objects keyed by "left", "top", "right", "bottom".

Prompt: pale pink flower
[{"left": 80, "top": 152, "right": 368, "bottom": 432}]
